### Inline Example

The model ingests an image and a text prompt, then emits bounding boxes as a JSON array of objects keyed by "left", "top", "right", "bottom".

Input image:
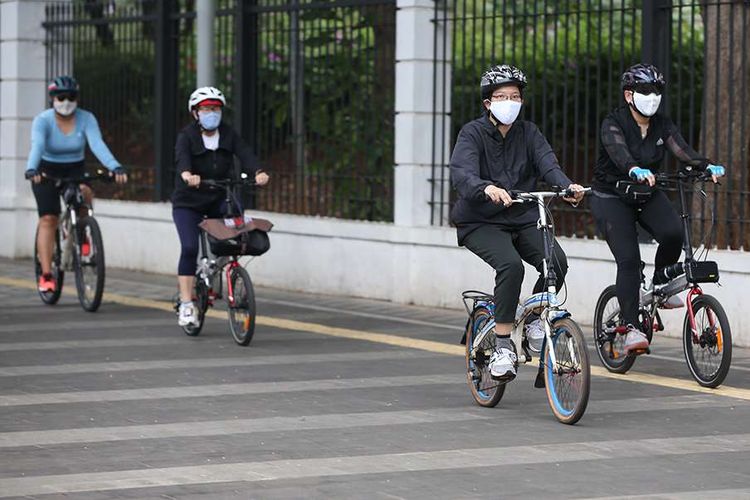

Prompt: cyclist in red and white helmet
[{"left": 172, "top": 86, "right": 270, "bottom": 327}]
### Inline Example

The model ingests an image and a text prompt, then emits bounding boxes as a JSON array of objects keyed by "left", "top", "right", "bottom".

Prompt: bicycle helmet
[
  {"left": 47, "top": 76, "right": 79, "bottom": 97},
  {"left": 480, "top": 64, "right": 527, "bottom": 100},
  {"left": 621, "top": 63, "right": 665, "bottom": 93},
  {"left": 188, "top": 86, "right": 226, "bottom": 112}
]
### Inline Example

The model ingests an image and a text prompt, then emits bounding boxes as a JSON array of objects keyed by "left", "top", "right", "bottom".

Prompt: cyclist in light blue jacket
[{"left": 25, "top": 76, "right": 127, "bottom": 293}]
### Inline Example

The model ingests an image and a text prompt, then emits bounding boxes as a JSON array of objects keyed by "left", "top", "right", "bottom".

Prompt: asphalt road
[{"left": 1, "top": 257, "right": 749, "bottom": 499}]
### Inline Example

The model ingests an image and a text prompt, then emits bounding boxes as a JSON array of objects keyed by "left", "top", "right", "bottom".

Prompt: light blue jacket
[{"left": 26, "top": 108, "right": 121, "bottom": 172}]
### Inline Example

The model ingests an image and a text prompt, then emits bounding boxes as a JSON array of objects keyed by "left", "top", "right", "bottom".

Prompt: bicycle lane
[{"left": 2, "top": 273, "right": 749, "bottom": 402}]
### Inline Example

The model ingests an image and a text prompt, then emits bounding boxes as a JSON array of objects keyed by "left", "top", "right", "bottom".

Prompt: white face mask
[
  {"left": 53, "top": 100, "right": 77, "bottom": 117},
  {"left": 631, "top": 92, "right": 661, "bottom": 117},
  {"left": 489, "top": 100, "right": 522, "bottom": 125}
]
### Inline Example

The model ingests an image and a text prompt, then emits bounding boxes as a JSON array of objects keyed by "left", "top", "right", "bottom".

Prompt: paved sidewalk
[{"left": 1, "top": 257, "right": 749, "bottom": 499}]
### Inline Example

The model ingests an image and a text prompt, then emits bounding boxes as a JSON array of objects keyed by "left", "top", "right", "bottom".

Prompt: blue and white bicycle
[{"left": 461, "top": 188, "right": 591, "bottom": 425}]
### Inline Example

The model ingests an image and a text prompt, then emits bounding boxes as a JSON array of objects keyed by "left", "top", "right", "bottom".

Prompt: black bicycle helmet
[
  {"left": 621, "top": 63, "right": 665, "bottom": 92},
  {"left": 480, "top": 64, "right": 527, "bottom": 100},
  {"left": 47, "top": 75, "right": 79, "bottom": 97}
]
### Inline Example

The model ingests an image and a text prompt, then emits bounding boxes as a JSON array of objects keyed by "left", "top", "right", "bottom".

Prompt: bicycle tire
[
  {"left": 73, "top": 217, "right": 105, "bottom": 312},
  {"left": 228, "top": 265, "right": 256, "bottom": 346},
  {"left": 593, "top": 285, "right": 636, "bottom": 374},
  {"left": 34, "top": 226, "right": 64, "bottom": 305},
  {"left": 182, "top": 277, "right": 209, "bottom": 336},
  {"left": 683, "top": 294, "right": 732, "bottom": 388},
  {"left": 465, "top": 306, "right": 506, "bottom": 407},
  {"left": 544, "top": 318, "right": 590, "bottom": 425}
]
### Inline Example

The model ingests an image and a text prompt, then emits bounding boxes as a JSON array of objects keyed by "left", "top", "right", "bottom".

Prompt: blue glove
[
  {"left": 706, "top": 164, "right": 725, "bottom": 177},
  {"left": 24, "top": 169, "right": 39, "bottom": 180},
  {"left": 629, "top": 167, "right": 653, "bottom": 182}
]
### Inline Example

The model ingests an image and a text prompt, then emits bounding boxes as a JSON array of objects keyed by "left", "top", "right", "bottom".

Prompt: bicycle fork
[{"left": 225, "top": 261, "right": 239, "bottom": 307}]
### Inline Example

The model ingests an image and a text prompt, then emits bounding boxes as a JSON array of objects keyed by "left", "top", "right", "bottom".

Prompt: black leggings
[
  {"left": 462, "top": 224, "right": 568, "bottom": 323},
  {"left": 590, "top": 190, "right": 683, "bottom": 326},
  {"left": 172, "top": 202, "right": 226, "bottom": 276}
]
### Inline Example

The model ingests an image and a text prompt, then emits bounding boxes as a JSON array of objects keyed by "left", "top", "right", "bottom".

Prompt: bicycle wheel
[
  {"left": 73, "top": 217, "right": 105, "bottom": 312},
  {"left": 182, "top": 277, "right": 209, "bottom": 337},
  {"left": 465, "top": 306, "right": 505, "bottom": 407},
  {"left": 593, "top": 285, "right": 635, "bottom": 374},
  {"left": 228, "top": 265, "right": 256, "bottom": 346},
  {"left": 34, "top": 226, "right": 64, "bottom": 305},
  {"left": 544, "top": 318, "right": 590, "bottom": 425},
  {"left": 683, "top": 294, "right": 732, "bottom": 388}
]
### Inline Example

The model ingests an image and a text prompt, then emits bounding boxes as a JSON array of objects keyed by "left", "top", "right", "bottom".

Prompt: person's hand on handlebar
[
  {"left": 25, "top": 169, "right": 42, "bottom": 184},
  {"left": 484, "top": 185, "right": 513, "bottom": 206},
  {"left": 113, "top": 167, "right": 128, "bottom": 185},
  {"left": 181, "top": 171, "right": 201, "bottom": 188},
  {"left": 255, "top": 170, "right": 270, "bottom": 186},
  {"left": 563, "top": 183, "right": 586, "bottom": 204},
  {"left": 629, "top": 166, "right": 655, "bottom": 187},
  {"left": 706, "top": 164, "right": 725, "bottom": 184}
]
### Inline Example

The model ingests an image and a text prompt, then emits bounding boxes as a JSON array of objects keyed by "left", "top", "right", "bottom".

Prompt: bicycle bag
[
  {"left": 614, "top": 180, "right": 652, "bottom": 205},
  {"left": 199, "top": 217, "right": 272, "bottom": 257},
  {"left": 685, "top": 260, "right": 719, "bottom": 283}
]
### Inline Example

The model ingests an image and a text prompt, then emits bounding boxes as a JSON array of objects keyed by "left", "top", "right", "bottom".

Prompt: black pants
[
  {"left": 462, "top": 224, "right": 568, "bottom": 323},
  {"left": 31, "top": 160, "right": 86, "bottom": 216},
  {"left": 590, "top": 190, "right": 683, "bottom": 326},
  {"left": 172, "top": 202, "right": 227, "bottom": 276}
]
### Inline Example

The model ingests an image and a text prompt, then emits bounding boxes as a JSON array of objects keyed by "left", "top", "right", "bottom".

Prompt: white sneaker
[
  {"left": 178, "top": 302, "right": 198, "bottom": 327},
  {"left": 658, "top": 294, "right": 684, "bottom": 309},
  {"left": 525, "top": 319, "right": 545, "bottom": 352},
  {"left": 489, "top": 338, "right": 518, "bottom": 381},
  {"left": 623, "top": 325, "right": 649, "bottom": 354}
]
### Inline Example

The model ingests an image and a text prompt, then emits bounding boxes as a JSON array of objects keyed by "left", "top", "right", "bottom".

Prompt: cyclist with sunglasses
[
  {"left": 172, "top": 86, "right": 270, "bottom": 328},
  {"left": 25, "top": 75, "right": 127, "bottom": 294},
  {"left": 591, "top": 63, "right": 726, "bottom": 355}
]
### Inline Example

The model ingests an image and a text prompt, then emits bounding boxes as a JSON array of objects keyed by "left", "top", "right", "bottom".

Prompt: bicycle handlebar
[
  {"left": 41, "top": 169, "right": 114, "bottom": 184},
  {"left": 510, "top": 186, "right": 591, "bottom": 203},
  {"left": 201, "top": 178, "right": 257, "bottom": 188},
  {"left": 655, "top": 169, "right": 713, "bottom": 184}
]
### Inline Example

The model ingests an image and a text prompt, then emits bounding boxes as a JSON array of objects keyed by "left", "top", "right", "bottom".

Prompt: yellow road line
[{"left": 2, "top": 275, "right": 748, "bottom": 401}]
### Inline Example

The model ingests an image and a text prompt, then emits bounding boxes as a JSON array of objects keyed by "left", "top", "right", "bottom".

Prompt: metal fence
[
  {"left": 43, "top": 0, "right": 396, "bottom": 222},
  {"left": 431, "top": 0, "right": 750, "bottom": 251}
]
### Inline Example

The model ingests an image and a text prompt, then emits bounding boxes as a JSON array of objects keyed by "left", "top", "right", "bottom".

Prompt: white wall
[
  {"left": 8, "top": 200, "right": 749, "bottom": 346},
  {"left": 0, "top": 1, "right": 46, "bottom": 258}
]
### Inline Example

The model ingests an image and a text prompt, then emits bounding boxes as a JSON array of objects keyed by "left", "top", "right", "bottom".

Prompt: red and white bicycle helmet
[{"left": 187, "top": 86, "right": 226, "bottom": 112}]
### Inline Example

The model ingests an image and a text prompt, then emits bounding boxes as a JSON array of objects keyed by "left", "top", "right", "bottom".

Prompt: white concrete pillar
[
  {"left": 394, "top": 0, "right": 452, "bottom": 226},
  {"left": 0, "top": 1, "right": 47, "bottom": 257}
]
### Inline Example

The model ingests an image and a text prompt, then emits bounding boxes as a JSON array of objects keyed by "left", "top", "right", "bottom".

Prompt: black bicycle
[
  {"left": 174, "top": 174, "right": 271, "bottom": 345},
  {"left": 34, "top": 170, "right": 111, "bottom": 312},
  {"left": 593, "top": 168, "right": 732, "bottom": 388}
]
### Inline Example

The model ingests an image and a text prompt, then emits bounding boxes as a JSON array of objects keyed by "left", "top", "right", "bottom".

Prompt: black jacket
[
  {"left": 594, "top": 105, "right": 709, "bottom": 194},
  {"left": 450, "top": 115, "right": 572, "bottom": 244},
  {"left": 171, "top": 122, "right": 262, "bottom": 210}
]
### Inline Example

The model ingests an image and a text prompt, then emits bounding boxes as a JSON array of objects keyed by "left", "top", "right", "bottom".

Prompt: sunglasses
[
  {"left": 54, "top": 93, "right": 78, "bottom": 102},
  {"left": 632, "top": 83, "right": 663, "bottom": 96}
]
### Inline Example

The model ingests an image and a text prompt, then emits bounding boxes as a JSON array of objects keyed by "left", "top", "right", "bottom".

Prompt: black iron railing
[
  {"left": 43, "top": 0, "right": 396, "bottom": 222},
  {"left": 431, "top": 0, "right": 750, "bottom": 250}
]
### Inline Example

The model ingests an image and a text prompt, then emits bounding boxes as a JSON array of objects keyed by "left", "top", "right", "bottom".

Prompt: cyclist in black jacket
[
  {"left": 591, "top": 63, "right": 725, "bottom": 354},
  {"left": 450, "top": 64, "right": 585, "bottom": 383},
  {"left": 172, "top": 86, "right": 270, "bottom": 327}
]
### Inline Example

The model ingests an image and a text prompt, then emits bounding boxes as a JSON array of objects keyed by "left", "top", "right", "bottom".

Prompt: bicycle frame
[
  {"left": 664, "top": 171, "right": 718, "bottom": 342},
  {"left": 602, "top": 170, "right": 720, "bottom": 344},
  {"left": 195, "top": 231, "right": 243, "bottom": 308},
  {"left": 466, "top": 189, "right": 589, "bottom": 369}
]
